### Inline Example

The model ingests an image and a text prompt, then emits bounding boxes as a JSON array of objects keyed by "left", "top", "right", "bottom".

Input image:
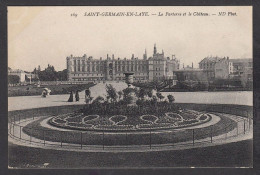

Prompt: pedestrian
[
  {"left": 85, "top": 89, "right": 91, "bottom": 103},
  {"left": 68, "top": 91, "right": 73, "bottom": 102},
  {"left": 75, "top": 90, "right": 79, "bottom": 102},
  {"left": 41, "top": 90, "right": 47, "bottom": 98}
]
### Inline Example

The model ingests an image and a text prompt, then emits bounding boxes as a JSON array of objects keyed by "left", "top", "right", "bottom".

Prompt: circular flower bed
[{"left": 48, "top": 109, "right": 212, "bottom": 132}]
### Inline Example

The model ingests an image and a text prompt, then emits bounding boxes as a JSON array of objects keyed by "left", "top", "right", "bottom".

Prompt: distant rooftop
[{"left": 229, "top": 58, "right": 252, "bottom": 62}]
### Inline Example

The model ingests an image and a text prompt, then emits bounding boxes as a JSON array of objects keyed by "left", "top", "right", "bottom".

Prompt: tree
[
  {"left": 137, "top": 88, "right": 145, "bottom": 99},
  {"left": 93, "top": 96, "right": 104, "bottom": 104},
  {"left": 167, "top": 94, "right": 175, "bottom": 103},
  {"left": 118, "top": 91, "right": 123, "bottom": 100},
  {"left": 8, "top": 75, "right": 20, "bottom": 84},
  {"left": 146, "top": 88, "right": 153, "bottom": 98},
  {"left": 106, "top": 84, "right": 118, "bottom": 103},
  {"left": 57, "top": 69, "right": 68, "bottom": 81},
  {"left": 156, "top": 92, "right": 164, "bottom": 101}
]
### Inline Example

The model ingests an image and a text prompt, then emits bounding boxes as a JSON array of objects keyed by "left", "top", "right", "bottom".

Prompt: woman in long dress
[
  {"left": 68, "top": 91, "right": 73, "bottom": 102},
  {"left": 75, "top": 90, "right": 80, "bottom": 102},
  {"left": 85, "top": 89, "right": 91, "bottom": 103}
]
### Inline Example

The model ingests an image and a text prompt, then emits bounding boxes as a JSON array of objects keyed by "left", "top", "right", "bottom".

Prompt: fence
[{"left": 8, "top": 104, "right": 253, "bottom": 150}]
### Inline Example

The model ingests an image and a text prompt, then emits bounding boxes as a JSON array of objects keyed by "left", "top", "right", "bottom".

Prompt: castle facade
[{"left": 66, "top": 45, "right": 180, "bottom": 82}]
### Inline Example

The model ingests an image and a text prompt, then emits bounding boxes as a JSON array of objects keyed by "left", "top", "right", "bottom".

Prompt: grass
[
  {"left": 8, "top": 139, "right": 253, "bottom": 168},
  {"left": 8, "top": 82, "right": 96, "bottom": 97}
]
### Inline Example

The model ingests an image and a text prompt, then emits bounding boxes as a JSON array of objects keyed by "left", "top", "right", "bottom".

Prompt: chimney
[
  {"left": 107, "top": 54, "right": 109, "bottom": 59},
  {"left": 112, "top": 54, "right": 114, "bottom": 59},
  {"left": 132, "top": 54, "right": 134, "bottom": 59},
  {"left": 192, "top": 62, "right": 193, "bottom": 68}
]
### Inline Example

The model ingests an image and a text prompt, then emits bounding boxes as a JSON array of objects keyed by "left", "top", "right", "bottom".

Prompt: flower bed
[
  {"left": 177, "top": 119, "right": 199, "bottom": 126},
  {"left": 66, "top": 114, "right": 84, "bottom": 122},
  {"left": 94, "top": 124, "right": 135, "bottom": 130},
  {"left": 53, "top": 118, "right": 66, "bottom": 124},
  {"left": 140, "top": 115, "right": 158, "bottom": 123},
  {"left": 83, "top": 115, "right": 99, "bottom": 123},
  {"left": 48, "top": 110, "right": 211, "bottom": 132},
  {"left": 137, "top": 123, "right": 173, "bottom": 129},
  {"left": 109, "top": 115, "right": 127, "bottom": 125},
  {"left": 66, "top": 122, "right": 93, "bottom": 128},
  {"left": 179, "top": 111, "right": 198, "bottom": 120},
  {"left": 165, "top": 113, "right": 183, "bottom": 121}
]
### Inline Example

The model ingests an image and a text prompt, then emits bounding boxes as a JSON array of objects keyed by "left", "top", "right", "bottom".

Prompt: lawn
[
  {"left": 8, "top": 139, "right": 253, "bottom": 168},
  {"left": 8, "top": 82, "right": 96, "bottom": 97}
]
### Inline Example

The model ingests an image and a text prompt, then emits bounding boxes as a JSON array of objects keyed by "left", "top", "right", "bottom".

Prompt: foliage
[
  {"left": 8, "top": 75, "right": 20, "bottom": 84},
  {"left": 81, "top": 100, "right": 179, "bottom": 118},
  {"left": 36, "top": 64, "right": 68, "bottom": 81},
  {"left": 105, "top": 84, "right": 118, "bottom": 103},
  {"left": 156, "top": 92, "right": 165, "bottom": 101},
  {"left": 92, "top": 96, "right": 105, "bottom": 104},
  {"left": 167, "top": 95, "right": 175, "bottom": 103},
  {"left": 118, "top": 91, "right": 123, "bottom": 100}
]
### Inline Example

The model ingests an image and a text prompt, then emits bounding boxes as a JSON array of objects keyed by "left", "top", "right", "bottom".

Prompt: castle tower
[
  {"left": 143, "top": 48, "right": 147, "bottom": 59},
  {"left": 153, "top": 44, "right": 157, "bottom": 55}
]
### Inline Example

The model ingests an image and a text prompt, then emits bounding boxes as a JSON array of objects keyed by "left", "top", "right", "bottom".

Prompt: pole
[
  {"left": 60, "top": 131, "right": 62, "bottom": 147},
  {"left": 30, "top": 128, "right": 32, "bottom": 143},
  {"left": 237, "top": 121, "right": 239, "bottom": 136},
  {"left": 102, "top": 130, "right": 104, "bottom": 150},
  {"left": 14, "top": 116, "right": 16, "bottom": 124},
  {"left": 81, "top": 132, "right": 83, "bottom": 149},
  {"left": 20, "top": 126, "right": 22, "bottom": 139},
  {"left": 43, "top": 130, "right": 45, "bottom": 146},
  {"left": 249, "top": 118, "right": 251, "bottom": 130},
  {"left": 192, "top": 129, "right": 195, "bottom": 146},
  {"left": 244, "top": 119, "right": 246, "bottom": 134},
  {"left": 150, "top": 125, "right": 152, "bottom": 149},
  {"left": 225, "top": 123, "right": 227, "bottom": 140},
  {"left": 126, "top": 132, "right": 128, "bottom": 146},
  {"left": 210, "top": 125, "right": 213, "bottom": 143},
  {"left": 19, "top": 116, "right": 20, "bottom": 124}
]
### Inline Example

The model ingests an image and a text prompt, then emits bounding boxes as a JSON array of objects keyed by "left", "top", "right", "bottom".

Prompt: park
[{"left": 8, "top": 73, "right": 253, "bottom": 168}]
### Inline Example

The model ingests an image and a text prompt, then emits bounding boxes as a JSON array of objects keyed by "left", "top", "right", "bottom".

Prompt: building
[
  {"left": 199, "top": 56, "right": 233, "bottom": 79},
  {"left": 8, "top": 68, "right": 27, "bottom": 82},
  {"left": 66, "top": 44, "right": 180, "bottom": 82},
  {"left": 230, "top": 58, "right": 252, "bottom": 80},
  {"left": 171, "top": 65, "right": 209, "bottom": 90},
  {"left": 173, "top": 66, "right": 208, "bottom": 82}
]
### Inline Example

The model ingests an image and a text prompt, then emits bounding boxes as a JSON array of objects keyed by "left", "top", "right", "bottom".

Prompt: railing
[{"left": 8, "top": 106, "right": 252, "bottom": 151}]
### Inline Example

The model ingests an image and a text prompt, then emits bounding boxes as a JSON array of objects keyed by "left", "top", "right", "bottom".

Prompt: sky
[{"left": 8, "top": 6, "right": 252, "bottom": 71}]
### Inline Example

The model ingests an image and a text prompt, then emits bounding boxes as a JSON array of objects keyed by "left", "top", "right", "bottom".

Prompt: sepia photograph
[{"left": 7, "top": 6, "right": 253, "bottom": 168}]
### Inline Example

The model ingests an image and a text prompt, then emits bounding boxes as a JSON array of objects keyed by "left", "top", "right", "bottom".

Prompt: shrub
[
  {"left": 167, "top": 94, "right": 175, "bottom": 103},
  {"left": 106, "top": 84, "right": 118, "bottom": 103},
  {"left": 8, "top": 75, "right": 20, "bottom": 84}
]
